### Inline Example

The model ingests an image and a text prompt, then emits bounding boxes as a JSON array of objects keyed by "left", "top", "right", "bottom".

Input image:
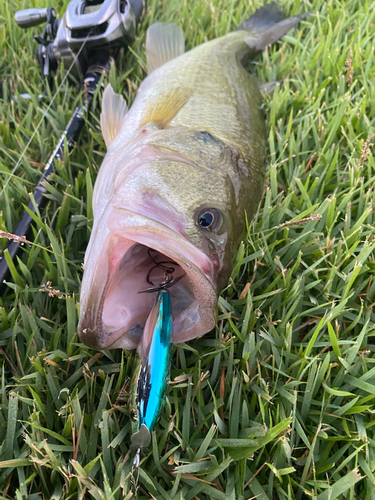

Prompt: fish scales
[
  {"left": 78, "top": 2, "right": 308, "bottom": 353},
  {"left": 138, "top": 31, "right": 266, "bottom": 160}
]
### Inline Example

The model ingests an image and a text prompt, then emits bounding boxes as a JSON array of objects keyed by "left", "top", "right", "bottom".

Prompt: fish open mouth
[
  {"left": 100, "top": 243, "right": 207, "bottom": 347},
  {"left": 78, "top": 208, "right": 217, "bottom": 351}
]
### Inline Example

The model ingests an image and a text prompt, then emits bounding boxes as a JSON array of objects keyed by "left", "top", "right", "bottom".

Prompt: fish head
[{"left": 78, "top": 125, "right": 253, "bottom": 352}]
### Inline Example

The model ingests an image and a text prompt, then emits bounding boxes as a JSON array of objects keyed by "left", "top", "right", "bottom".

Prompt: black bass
[{"left": 78, "top": 2, "right": 307, "bottom": 354}]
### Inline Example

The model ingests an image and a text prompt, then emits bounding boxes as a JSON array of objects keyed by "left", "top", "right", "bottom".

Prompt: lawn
[{"left": 1, "top": 0, "right": 375, "bottom": 498}]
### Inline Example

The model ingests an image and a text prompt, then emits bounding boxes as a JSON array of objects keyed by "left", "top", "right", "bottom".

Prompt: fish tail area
[
  {"left": 237, "top": 2, "right": 310, "bottom": 52},
  {"left": 237, "top": 1, "right": 285, "bottom": 31}
]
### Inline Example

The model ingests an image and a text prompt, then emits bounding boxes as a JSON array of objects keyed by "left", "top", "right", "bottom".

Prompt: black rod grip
[{"left": 0, "top": 59, "right": 110, "bottom": 293}]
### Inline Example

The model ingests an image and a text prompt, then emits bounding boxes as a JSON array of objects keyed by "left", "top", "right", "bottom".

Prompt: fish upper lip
[{"left": 107, "top": 206, "right": 215, "bottom": 284}]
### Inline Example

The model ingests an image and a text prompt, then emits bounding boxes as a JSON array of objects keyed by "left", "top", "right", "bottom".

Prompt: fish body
[{"left": 78, "top": 3, "right": 307, "bottom": 354}]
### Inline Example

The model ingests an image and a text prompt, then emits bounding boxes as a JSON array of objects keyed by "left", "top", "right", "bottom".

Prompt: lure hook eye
[{"left": 163, "top": 267, "right": 174, "bottom": 284}]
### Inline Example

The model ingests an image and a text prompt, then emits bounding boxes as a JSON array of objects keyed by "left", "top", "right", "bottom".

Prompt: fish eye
[
  {"left": 130, "top": 409, "right": 138, "bottom": 421},
  {"left": 197, "top": 208, "right": 222, "bottom": 232}
]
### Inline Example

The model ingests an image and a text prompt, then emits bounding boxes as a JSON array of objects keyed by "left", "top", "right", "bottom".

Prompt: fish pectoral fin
[
  {"left": 140, "top": 87, "right": 192, "bottom": 128},
  {"left": 146, "top": 22, "right": 185, "bottom": 74},
  {"left": 100, "top": 84, "right": 128, "bottom": 148}
]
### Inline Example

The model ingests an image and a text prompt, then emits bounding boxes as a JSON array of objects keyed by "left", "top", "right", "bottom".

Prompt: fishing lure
[{"left": 130, "top": 252, "right": 183, "bottom": 467}]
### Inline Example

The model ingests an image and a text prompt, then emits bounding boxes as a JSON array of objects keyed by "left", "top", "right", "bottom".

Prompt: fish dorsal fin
[
  {"left": 100, "top": 84, "right": 128, "bottom": 148},
  {"left": 140, "top": 87, "right": 192, "bottom": 128},
  {"left": 146, "top": 22, "right": 185, "bottom": 74}
]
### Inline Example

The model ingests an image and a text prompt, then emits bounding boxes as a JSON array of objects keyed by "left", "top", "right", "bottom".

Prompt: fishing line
[{"left": 0, "top": 28, "right": 94, "bottom": 198}]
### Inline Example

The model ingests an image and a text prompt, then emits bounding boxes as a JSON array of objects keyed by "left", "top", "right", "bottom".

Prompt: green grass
[{"left": 1, "top": 0, "right": 375, "bottom": 498}]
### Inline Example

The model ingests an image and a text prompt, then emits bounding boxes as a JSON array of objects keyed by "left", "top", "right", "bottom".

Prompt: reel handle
[{"left": 15, "top": 8, "right": 54, "bottom": 29}]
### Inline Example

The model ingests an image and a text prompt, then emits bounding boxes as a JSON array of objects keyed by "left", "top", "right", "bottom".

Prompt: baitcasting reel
[{"left": 15, "top": 0, "right": 145, "bottom": 79}]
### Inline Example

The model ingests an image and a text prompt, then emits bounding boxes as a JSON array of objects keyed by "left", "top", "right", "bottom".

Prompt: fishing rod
[
  {"left": 3, "top": 0, "right": 174, "bottom": 470},
  {"left": 0, "top": 0, "right": 144, "bottom": 292}
]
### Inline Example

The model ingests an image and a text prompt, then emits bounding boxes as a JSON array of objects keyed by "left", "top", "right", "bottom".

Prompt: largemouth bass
[{"left": 78, "top": 2, "right": 307, "bottom": 354}]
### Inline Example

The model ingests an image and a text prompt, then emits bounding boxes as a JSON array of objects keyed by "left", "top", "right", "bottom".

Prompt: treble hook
[
  {"left": 138, "top": 273, "right": 185, "bottom": 293},
  {"left": 146, "top": 262, "right": 175, "bottom": 286},
  {"left": 138, "top": 248, "right": 185, "bottom": 294}
]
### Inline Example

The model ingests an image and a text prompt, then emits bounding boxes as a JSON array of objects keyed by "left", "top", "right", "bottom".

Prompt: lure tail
[{"left": 130, "top": 290, "right": 173, "bottom": 463}]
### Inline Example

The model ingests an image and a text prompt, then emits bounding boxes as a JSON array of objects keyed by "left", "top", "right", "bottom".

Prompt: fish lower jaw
[{"left": 78, "top": 217, "right": 218, "bottom": 351}]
